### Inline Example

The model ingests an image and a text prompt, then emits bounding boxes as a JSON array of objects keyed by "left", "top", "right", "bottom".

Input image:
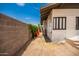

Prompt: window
[
  {"left": 76, "top": 17, "right": 79, "bottom": 30},
  {"left": 53, "top": 17, "right": 66, "bottom": 30}
]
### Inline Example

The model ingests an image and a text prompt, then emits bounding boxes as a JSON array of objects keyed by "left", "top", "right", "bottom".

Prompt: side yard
[{"left": 22, "top": 33, "right": 79, "bottom": 56}]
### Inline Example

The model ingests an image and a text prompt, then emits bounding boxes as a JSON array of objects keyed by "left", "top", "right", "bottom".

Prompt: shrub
[{"left": 29, "top": 24, "right": 38, "bottom": 38}]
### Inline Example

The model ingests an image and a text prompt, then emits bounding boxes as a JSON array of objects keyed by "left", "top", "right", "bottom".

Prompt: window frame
[
  {"left": 76, "top": 17, "right": 79, "bottom": 30},
  {"left": 53, "top": 17, "right": 66, "bottom": 30}
]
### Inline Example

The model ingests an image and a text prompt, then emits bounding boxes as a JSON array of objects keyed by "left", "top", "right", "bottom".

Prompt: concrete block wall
[{"left": 0, "top": 14, "right": 32, "bottom": 55}]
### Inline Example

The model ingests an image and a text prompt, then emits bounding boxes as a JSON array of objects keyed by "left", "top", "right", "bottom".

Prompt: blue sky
[{"left": 0, "top": 3, "right": 47, "bottom": 25}]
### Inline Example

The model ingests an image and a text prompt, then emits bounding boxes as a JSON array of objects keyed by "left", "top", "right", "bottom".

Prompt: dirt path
[{"left": 22, "top": 33, "right": 79, "bottom": 56}]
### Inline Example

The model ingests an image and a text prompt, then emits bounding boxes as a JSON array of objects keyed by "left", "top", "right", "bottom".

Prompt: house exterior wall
[
  {"left": 42, "top": 20, "right": 47, "bottom": 35},
  {"left": 47, "top": 9, "right": 79, "bottom": 42},
  {"left": 47, "top": 12, "right": 52, "bottom": 40},
  {"left": 0, "top": 14, "right": 32, "bottom": 55}
]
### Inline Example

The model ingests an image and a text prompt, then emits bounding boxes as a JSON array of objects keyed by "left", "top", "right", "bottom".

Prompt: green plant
[{"left": 28, "top": 24, "right": 38, "bottom": 38}]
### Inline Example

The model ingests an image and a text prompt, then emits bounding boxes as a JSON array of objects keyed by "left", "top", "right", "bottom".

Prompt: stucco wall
[
  {"left": 42, "top": 20, "right": 47, "bottom": 35},
  {"left": 47, "top": 12, "right": 52, "bottom": 40},
  {"left": 47, "top": 9, "right": 79, "bottom": 42}
]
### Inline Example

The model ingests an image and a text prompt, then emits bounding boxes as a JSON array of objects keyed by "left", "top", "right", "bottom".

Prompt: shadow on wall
[
  {"left": 15, "top": 39, "right": 33, "bottom": 56},
  {"left": 43, "top": 34, "right": 52, "bottom": 42}
]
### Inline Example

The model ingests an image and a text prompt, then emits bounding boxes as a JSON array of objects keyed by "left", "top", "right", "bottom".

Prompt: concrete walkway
[{"left": 22, "top": 33, "right": 79, "bottom": 56}]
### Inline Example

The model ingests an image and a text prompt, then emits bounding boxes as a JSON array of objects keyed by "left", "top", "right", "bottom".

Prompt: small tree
[{"left": 29, "top": 24, "right": 38, "bottom": 38}]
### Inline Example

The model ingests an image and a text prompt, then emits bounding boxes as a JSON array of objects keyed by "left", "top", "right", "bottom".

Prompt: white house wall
[
  {"left": 47, "top": 12, "right": 52, "bottom": 40},
  {"left": 48, "top": 9, "right": 79, "bottom": 42},
  {"left": 42, "top": 20, "right": 47, "bottom": 35}
]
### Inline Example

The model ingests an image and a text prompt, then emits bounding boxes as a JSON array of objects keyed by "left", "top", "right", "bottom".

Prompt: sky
[{"left": 0, "top": 3, "right": 47, "bottom": 25}]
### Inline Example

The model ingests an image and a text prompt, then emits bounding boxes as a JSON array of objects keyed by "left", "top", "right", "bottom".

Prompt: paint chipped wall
[{"left": 47, "top": 9, "right": 79, "bottom": 42}]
